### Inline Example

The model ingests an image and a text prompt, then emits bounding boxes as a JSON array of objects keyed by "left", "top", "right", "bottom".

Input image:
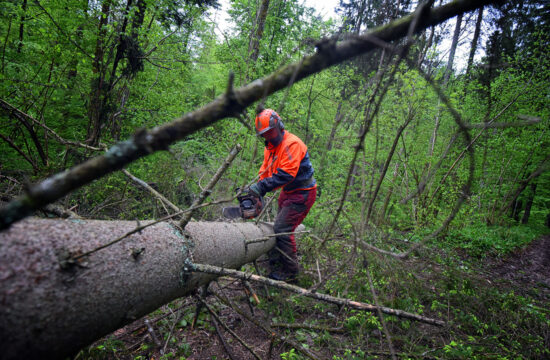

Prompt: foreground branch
[
  {"left": 0, "top": 0, "right": 502, "bottom": 230},
  {"left": 191, "top": 263, "right": 446, "bottom": 327}
]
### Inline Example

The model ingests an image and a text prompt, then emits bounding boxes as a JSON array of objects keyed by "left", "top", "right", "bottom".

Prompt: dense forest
[{"left": 0, "top": 0, "right": 549, "bottom": 359}]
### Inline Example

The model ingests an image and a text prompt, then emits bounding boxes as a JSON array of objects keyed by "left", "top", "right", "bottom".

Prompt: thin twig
[
  {"left": 71, "top": 211, "right": 183, "bottom": 262},
  {"left": 198, "top": 297, "right": 262, "bottom": 360},
  {"left": 364, "top": 256, "right": 397, "bottom": 360},
  {"left": 212, "top": 287, "right": 322, "bottom": 360},
  {"left": 211, "top": 311, "right": 238, "bottom": 360},
  {"left": 144, "top": 319, "right": 162, "bottom": 349},
  {"left": 142, "top": 30, "right": 177, "bottom": 58},
  {"left": 253, "top": 259, "right": 270, "bottom": 298},
  {"left": 191, "top": 263, "right": 445, "bottom": 326},
  {"left": 254, "top": 190, "right": 279, "bottom": 225},
  {"left": 33, "top": 0, "right": 94, "bottom": 59},
  {"left": 0, "top": 98, "right": 103, "bottom": 151},
  {"left": 394, "top": 60, "right": 475, "bottom": 259},
  {"left": 244, "top": 230, "right": 310, "bottom": 245},
  {"left": 162, "top": 308, "right": 185, "bottom": 355},
  {"left": 122, "top": 169, "right": 183, "bottom": 215},
  {"left": 243, "top": 280, "right": 261, "bottom": 305},
  {"left": 271, "top": 322, "right": 345, "bottom": 333}
]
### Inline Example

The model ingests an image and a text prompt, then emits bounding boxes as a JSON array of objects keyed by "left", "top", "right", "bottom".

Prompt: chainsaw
[{"left": 222, "top": 187, "right": 263, "bottom": 219}]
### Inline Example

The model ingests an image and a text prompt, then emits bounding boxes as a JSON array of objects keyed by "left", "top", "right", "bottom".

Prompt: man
[{"left": 249, "top": 107, "right": 317, "bottom": 282}]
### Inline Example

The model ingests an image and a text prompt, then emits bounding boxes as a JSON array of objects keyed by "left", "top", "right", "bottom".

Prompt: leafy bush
[{"left": 442, "top": 223, "right": 546, "bottom": 257}]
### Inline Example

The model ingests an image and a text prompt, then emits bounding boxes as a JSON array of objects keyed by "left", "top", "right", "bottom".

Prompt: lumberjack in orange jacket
[
  {"left": 250, "top": 108, "right": 317, "bottom": 282},
  {"left": 256, "top": 130, "right": 317, "bottom": 194}
]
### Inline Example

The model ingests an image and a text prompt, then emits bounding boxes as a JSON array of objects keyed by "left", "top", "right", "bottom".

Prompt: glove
[{"left": 249, "top": 183, "right": 262, "bottom": 197}]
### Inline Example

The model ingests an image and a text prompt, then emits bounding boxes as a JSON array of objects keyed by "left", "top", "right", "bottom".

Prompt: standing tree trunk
[
  {"left": 304, "top": 75, "right": 316, "bottom": 143},
  {"left": 443, "top": 13, "right": 463, "bottom": 85},
  {"left": 0, "top": 218, "right": 277, "bottom": 360},
  {"left": 425, "top": 13, "right": 463, "bottom": 205},
  {"left": 247, "top": 0, "right": 270, "bottom": 80},
  {"left": 17, "top": 0, "right": 27, "bottom": 54},
  {"left": 428, "top": 13, "right": 462, "bottom": 161},
  {"left": 466, "top": 6, "right": 483, "bottom": 76},
  {"left": 87, "top": 1, "right": 111, "bottom": 146},
  {"left": 521, "top": 182, "right": 537, "bottom": 224},
  {"left": 500, "top": 154, "right": 550, "bottom": 217}
]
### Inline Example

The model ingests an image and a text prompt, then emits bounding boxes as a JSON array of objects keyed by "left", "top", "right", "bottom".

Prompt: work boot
[
  {"left": 267, "top": 248, "right": 282, "bottom": 272},
  {"left": 280, "top": 249, "right": 300, "bottom": 275},
  {"left": 267, "top": 270, "right": 297, "bottom": 284}
]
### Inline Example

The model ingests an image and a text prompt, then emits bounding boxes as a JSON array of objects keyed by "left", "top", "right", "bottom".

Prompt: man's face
[{"left": 261, "top": 128, "right": 279, "bottom": 142}]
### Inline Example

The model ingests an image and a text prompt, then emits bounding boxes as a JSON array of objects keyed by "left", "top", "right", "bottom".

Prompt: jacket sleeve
[{"left": 257, "top": 142, "right": 303, "bottom": 195}]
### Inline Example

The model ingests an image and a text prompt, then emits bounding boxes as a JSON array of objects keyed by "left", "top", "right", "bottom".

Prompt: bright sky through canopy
[{"left": 212, "top": 0, "right": 340, "bottom": 37}]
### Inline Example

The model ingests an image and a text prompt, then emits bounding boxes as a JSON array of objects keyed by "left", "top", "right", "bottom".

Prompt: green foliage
[
  {"left": 281, "top": 348, "right": 302, "bottom": 360},
  {"left": 443, "top": 223, "right": 547, "bottom": 257},
  {"left": 77, "top": 337, "right": 126, "bottom": 359}
]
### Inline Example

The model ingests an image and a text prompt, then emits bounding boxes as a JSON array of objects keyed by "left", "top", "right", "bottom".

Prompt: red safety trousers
[{"left": 269, "top": 187, "right": 317, "bottom": 277}]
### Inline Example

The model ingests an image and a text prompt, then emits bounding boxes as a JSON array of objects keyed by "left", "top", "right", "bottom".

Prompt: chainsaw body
[{"left": 222, "top": 188, "right": 263, "bottom": 219}]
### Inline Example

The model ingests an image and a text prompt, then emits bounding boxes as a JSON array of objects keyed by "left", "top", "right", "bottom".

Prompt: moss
[
  {"left": 169, "top": 222, "right": 195, "bottom": 286},
  {"left": 104, "top": 140, "right": 138, "bottom": 165},
  {"left": 0, "top": 197, "right": 34, "bottom": 230}
]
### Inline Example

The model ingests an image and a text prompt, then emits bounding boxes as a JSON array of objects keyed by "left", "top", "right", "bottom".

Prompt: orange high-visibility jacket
[{"left": 256, "top": 131, "right": 316, "bottom": 195}]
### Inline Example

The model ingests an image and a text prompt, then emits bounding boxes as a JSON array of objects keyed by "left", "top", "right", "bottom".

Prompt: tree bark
[
  {"left": 466, "top": 6, "right": 483, "bottom": 75},
  {"left": 443, "top": 13, "right": 462, "bottom": 85},
  {"left": 17, "top": 0, "right": 27, "bottom": 54},
  {"left": 521, "top": 182, "right": 537, "bottom": 224},
  {"left": 86, "top": 0, "right": 111, "bottom": 146},
  {"left": 247, "top": 0, "right": 270, "bottom": 81},
  {"left": 248, "top": 0, "right": 270, "bottom": 62},
  {"left": 0, "top": 218, "right": 276, "bottom": 359},
  {"left": 501, "top": 154, "right": 550, "bottom": 216}
]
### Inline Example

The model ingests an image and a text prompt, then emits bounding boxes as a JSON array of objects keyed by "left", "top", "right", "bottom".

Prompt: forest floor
[
  {"left": 81, "top": 235, "right": 550, "bottom": 360},
  {"left": 484, "top": 235, "right": 550, "bottom": 300}
]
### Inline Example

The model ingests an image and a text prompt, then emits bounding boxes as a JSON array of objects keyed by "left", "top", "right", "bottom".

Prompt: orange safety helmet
[{"left": 255, "top": 109, "right": 284, "bottom": 136}]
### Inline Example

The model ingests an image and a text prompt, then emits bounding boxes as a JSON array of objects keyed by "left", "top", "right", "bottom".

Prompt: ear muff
[{"left": 278, "top": 118, "right": 284, "bottom": 130}]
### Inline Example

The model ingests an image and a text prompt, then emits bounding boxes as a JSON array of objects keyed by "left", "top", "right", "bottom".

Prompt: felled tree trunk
[{"left": 0, "top": 218, "right": 275, "bottom": 359}]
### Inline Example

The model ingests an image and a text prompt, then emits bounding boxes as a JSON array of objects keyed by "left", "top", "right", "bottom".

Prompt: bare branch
[
  {"left": 0, "top": 132, "right": 38, "bottom": 171},
  {"left": 191, "top": 263, "right": 446, "bottom": 326},
  {"left": 212, "top": 286, "right": 322, "bottom": 360},
  {"left": 271, "top": 322, "right": 345, "bottom": 333},
  {"left": 197, "top": 297, "right": 262, "bottom": 360},
  {"left": 122, "top": 169, "right": 183, "bottom": 214},
  {"left": 464, "top": 117, "right": 541, "bottom": 129},
  {"left": 0, "top": 98, "right": 103, "bottom": 151},
  {"left": 42, "top": 203, "right": 81, "bottom": 219},
  {"left": 142, "top": 30, "right": 177, "bottom": 58},
  {"left": 71, "top": 211, "right": 184, "bottom": 262}
]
